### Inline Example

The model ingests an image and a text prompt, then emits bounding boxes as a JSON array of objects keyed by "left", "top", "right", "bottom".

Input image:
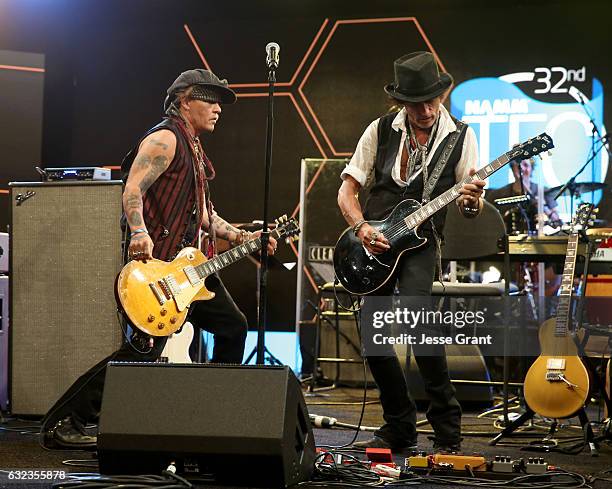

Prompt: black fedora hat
[{"left": 384, "top": 52, "right": 453, "bottom": 103}]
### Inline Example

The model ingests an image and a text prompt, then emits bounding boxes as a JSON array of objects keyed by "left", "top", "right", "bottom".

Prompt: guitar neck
[
  {"left": 195, "top": 229, "right": 281, "bottom": 277},
  {"left": 555, "top": 233, "right": 580, "bottom": 337},
  {"left": 405, "top": 154, "right": 511, "bottom": 228}
]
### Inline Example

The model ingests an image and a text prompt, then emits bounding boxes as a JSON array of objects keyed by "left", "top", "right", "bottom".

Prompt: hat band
[{"left": 394, "top": 79, "right": 446, "bottom": 97}]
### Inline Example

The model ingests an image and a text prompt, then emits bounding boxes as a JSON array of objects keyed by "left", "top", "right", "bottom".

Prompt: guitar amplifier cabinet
[
  {"left": 319, "top": 313, "right": 374, "bottom": 386},
  {"left": 0, "top": 276, "right": 8, "bottom": 411},
  {"left": 9, "top": 181, "right": 124, "bottom": 415}
]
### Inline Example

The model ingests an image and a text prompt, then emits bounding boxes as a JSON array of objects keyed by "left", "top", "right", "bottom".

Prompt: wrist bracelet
[
  {"left": 352, "top": 219, "right": 366, "bottom": 236},
  {"left": 130, "top": 228, "right": 148, "bottom": 237}
]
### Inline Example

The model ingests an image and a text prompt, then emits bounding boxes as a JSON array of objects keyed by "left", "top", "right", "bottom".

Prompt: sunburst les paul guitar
[
  {"left": 523, "top": 203, "right": 596, "bottom": 419},
  {"left": 116, "top": 215, "right": 300, "bottom": 337},
  {"left": 333, "top": 134, "right": 554, "bottom": 295}
]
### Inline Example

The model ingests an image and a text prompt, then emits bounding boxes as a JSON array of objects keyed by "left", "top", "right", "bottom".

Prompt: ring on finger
[
  {"left": 371, "top": 231, "right": 379, "bottom": 240},
  {"left": 369, "top": 239, "right": 376, "bottom": 246}
]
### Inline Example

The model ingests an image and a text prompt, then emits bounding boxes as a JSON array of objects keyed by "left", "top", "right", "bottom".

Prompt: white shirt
[{"left": 341, "top": 105, "right": 479, "bottom": 188}]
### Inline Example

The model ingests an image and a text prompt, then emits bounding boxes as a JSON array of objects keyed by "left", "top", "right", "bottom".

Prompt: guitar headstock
[
  {"left": 274, "top": 215, "right": 300, "bottom": 243},
  {"left": 507, "top": 133, "right": 555, "bottom": 162},
  {"left": 570, "top": 202, "right": 597, "bottom": 234}
]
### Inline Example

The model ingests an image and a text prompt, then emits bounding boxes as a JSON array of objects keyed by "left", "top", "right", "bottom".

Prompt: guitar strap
[
  {"left": 421, "top": 119, "right": 466, "bottom": 204},
  {"left": 420, "top": 119, "right": 467, "bottom": 284}
]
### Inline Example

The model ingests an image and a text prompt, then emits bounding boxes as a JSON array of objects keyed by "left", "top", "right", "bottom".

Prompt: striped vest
[{"left": 121, "top": 117, "right": 205, "bottom": 261}]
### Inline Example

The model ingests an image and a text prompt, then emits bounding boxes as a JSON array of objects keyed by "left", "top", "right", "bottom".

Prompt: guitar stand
[{"left": 489, "top": 404, "right": 599, "bottom": 455}]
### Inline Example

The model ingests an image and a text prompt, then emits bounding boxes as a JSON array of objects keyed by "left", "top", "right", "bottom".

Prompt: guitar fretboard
[
  {"left": 196, "top": 237, "right": 263, "bottom": 277},
  {"left": 555, "top": 234, "right": 579, "bottom": 337},
  {"left": 194, "top": 227, "right": 284, "bottom": 278},
  {"left": 404, "top": 154, "right": 511, "bottom": 229}
]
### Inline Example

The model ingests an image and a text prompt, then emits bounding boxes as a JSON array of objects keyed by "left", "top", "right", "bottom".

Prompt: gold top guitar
[
  {"left": 523, "top": 203, "right": 596, "bottom": 419},
  {"left": 116, "top": 215, "right": 300, "bottom": 337}
]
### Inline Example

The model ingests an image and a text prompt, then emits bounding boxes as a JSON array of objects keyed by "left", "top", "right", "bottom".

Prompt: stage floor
[{"left": 1, "top": 387, "right": 611, "bottom": 488}]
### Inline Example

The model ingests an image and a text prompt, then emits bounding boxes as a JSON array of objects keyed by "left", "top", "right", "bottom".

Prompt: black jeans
[
  {"left": 365, "top": 242, "right": 461, "bottom": 446},
  {"left": 42, "top": 274, "right": 247, "bottom": 434}
]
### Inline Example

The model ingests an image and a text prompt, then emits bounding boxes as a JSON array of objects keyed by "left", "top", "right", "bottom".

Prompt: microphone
[{"left": 265, "top": 42, "right": 280, "bottom": 69}]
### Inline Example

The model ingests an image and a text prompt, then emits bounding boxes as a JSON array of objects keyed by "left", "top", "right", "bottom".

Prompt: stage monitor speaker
[
  {"left": 9, "top": 181, "right": 124, "bottom": 415},
  {"left": 98, "top": 363, "right": 315, "bottom": 488}
]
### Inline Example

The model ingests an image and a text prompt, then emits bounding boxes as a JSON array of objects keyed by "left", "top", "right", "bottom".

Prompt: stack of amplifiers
[{"left": 9, "top": 181, "right": 124, "bottom": 415}]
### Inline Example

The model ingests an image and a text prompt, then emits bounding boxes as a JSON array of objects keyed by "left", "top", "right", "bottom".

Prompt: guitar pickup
[
  {"left": 183, "top": 265, "right": 201, "bottom": 286},
  {"left": 546, "top": 358, "right": 565, "bottom": 370}
]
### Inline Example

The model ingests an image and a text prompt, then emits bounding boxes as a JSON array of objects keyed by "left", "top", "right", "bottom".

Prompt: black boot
[{"left": 52, "top": 416, "right": 97, "bottom": 449}]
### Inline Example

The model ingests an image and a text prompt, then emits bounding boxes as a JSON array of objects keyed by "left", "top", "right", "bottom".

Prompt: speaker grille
[{"left": 10, "top": 181, "right": 123, "bottom": 415}]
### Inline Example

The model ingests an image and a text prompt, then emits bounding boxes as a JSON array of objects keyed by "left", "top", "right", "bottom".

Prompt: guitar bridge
[
  {"left": 157, "top": 275, "right": 180, "bottom": 299},
  {"left": 149, "top": 283, "right": 167, "bottom": 305},
  {"left": 545, "top": 358, "right": 566, "bottom": 382}
]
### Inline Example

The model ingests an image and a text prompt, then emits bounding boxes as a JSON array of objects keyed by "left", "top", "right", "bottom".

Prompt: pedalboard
[{"left": 404, "top": 452, "right": 551, "bottom": 480}]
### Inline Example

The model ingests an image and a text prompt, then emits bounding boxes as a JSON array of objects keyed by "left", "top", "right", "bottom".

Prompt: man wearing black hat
[
  {"left": 41, "top": 69, "right": 277, "bottom": 448},
  {"left": 338, "top": 52, "right": 485, "bottom": 453}
]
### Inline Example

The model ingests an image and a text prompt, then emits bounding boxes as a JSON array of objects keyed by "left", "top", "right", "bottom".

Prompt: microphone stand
[
  {"left": 555, "top": 91, "right": 612, "bottom": 206},
  {"left": 254, "top": 51, "right": 278, "bottom": 365},
  {"left": 553, "top": 143, "right": 606, "bottom": 219}
]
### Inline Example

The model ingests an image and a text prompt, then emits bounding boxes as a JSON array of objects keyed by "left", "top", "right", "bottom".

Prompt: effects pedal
[
  {"left": 524, "top": 457, "right": 548, "bottom": 474},
  {"left": 406, "top": 451, "right": 429, "bottom": 469},
  {"left": 491, "top": 456, "right": 515, "bottom": 473},
  {"left": 432, "top": 453, "right": 487, "bottom": 471}
]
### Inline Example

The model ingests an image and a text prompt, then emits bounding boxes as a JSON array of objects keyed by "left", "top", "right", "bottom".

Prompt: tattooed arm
[
  {"left": 123, "top": 130, "right": 176, "bottom": 260},
  {"left": 209, "top": 213, "right": 278, "bottom": 255}
]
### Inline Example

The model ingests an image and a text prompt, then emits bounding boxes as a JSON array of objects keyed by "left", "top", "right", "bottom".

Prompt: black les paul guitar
[{"left": 333, "top": 134, "right": 555, "bottom": 295}]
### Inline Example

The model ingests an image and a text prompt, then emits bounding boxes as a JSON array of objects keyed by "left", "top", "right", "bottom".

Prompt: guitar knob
[
  {"left": 157, "top": 323, "right": 165, "bottom": 330},
  {"left": 160, "top": 309, "right": 167, "bottom": 316},
  {"left": 147, "top": 315, "right": 155, "bottom": 322},
  {"left": 170, "top": 316, "right": 178, "bottom": 324}
]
